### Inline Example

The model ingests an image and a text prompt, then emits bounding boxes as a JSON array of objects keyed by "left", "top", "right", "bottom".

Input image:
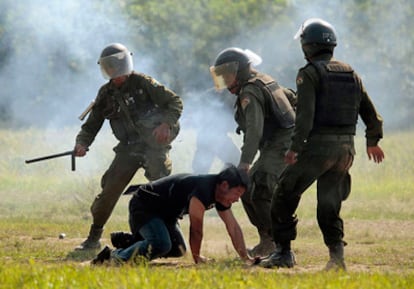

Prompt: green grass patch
[{"left": 1, "top": 127, "right": 414, "bottom": 288}]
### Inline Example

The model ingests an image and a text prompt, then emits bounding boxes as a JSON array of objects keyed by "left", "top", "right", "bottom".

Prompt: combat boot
[
  {"left": 259, "top": 243, "right": 296, "bottom": 269},
  {"left": 325, "top": 242, "right": 346, "bottom": 271},
  {"left": 247, "top": 233, "right": 276, "bottom": 257},
  {"left": 75, "top": 224, "right": 103, "bottom": 251},
  {"left": 91, "top": 245, "right": 112, "bottom": 265}
]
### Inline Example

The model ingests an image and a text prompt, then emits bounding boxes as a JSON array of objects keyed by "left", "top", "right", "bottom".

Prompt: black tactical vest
[
  {"left": 245, "top": 73, "right": 296, "bottom": 130},
  {"left": 311, "top": 60, "right": 361, "bottom": 128}
]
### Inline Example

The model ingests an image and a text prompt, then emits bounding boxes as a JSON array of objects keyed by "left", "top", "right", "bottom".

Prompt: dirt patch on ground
[{"left": 1, "top": 219, "right": 413, "bottom": 274}]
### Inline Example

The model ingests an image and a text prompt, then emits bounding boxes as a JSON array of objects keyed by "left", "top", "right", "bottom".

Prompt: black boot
[
  {"left": 110, "top": 231, "right": 135, "bottom": 249},
  {"left": 259, "top": 243, "right": 295, "bottom": 269},
  {"left": 325, "top": 242, "right": 346, "bottom": 271},
  {"left": 247, "top": 231, "right": 276, "bottom": 258},
  {"left": 75, "top": 224, "right": 103, "bottom": 251}
]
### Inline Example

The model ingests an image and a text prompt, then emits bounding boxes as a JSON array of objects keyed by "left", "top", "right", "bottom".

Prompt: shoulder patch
[
  {"left": 240, "top": 96, "right": 250, "bottom": 109},
  {"left": 296, "top": 76, "right": 303, "bottom": 86}
]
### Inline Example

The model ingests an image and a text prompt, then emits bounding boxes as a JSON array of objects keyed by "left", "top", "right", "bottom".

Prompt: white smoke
[
  {"left": 0, "top": 0, "right": 143, "bottom": 128},
  {"left": 235, "top": 0, "right": 413, "bottom": 130},
  {"left": 2, "top": 0, "right": 412, "bottom": 175}
]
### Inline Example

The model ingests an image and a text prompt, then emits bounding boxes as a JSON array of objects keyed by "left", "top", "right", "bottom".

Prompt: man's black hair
[{"left": 217, "top": 164, "right": 250, "bottom": 189}]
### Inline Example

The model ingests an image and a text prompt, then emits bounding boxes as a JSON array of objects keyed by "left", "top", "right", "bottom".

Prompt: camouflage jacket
[
  {"left": 235, "top": 71, "right": 295, "bottom": 164},
  {"left": 76, "top": 72, "right": 183, "bottom": 148}
]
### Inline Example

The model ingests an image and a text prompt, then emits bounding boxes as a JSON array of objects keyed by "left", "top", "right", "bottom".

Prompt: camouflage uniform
[
  {"left": 235, "top": 71, "right": 295, "bottom": 256},
  {"left": 269, "top": 54, "right": 383, "bottom": 263},
  {"left": 76, "top": 72, "right": 183, "bottom": 247}
]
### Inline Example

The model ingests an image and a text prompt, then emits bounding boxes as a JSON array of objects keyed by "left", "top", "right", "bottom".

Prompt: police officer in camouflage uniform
[
  {"left": 210, "top": 48, "right": 296, "bottom": 257},
  {"left": 74, "top": 43, "right": 183, "bottom": 250},
  {"left": 260, "top": 19, "right": 385, "bottom": 270}
]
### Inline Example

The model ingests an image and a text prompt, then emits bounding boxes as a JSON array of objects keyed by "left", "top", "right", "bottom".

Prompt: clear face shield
[
  {"left": 244, "top": 49, "right": 262, "bottom": 67},
  {"left": 294, "top": 18, "right": 319, "bottom": 40},
  {"left": 209, "top": 61, "right": 239, "bottom": 91},
  {"left": 98, "top": 51, "right": 133, "bottom": 80},
  {"left": 209, "top": 49, "right": 262, "bottom": 91}
]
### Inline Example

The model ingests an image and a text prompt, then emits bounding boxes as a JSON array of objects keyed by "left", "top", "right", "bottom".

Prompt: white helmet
[{"left": 98, "top": 43, "right": 133, "bottom": 80}]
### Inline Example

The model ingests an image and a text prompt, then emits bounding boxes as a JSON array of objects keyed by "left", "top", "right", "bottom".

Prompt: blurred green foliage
[
  {"left": 124, "top": 0, "right": 287, "bottom": 91},
  {"left": 0, "top": 0, "right": 413, "bottom": 128}
]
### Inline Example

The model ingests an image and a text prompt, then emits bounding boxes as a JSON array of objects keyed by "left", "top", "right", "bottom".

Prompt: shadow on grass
[{"left": 65, "top": 249, "right": 99, "bottom": 262}]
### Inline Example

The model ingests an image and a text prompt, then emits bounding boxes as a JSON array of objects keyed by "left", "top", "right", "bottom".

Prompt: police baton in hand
[{"left": 25, "top": 149, "right": 88, "bottom": 171}]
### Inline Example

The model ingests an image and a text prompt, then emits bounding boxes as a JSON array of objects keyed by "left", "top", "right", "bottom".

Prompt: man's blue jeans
[{"left": 113, "top": 217, "right": 172, "bottom": 261}]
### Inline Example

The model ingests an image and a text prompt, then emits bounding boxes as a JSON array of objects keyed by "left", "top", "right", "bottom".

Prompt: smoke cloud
[
  {"left": 0, "top": 0, "right": 141, "bottom": 128},
  {"left": 235, "top": 0, "right": 413, "bottom": 130},
  {"left": 187, "top": 0, "right": 414, "bottom": 171},
  {"left": 1, "top": 0, "right": 412, "bottom": 174}
]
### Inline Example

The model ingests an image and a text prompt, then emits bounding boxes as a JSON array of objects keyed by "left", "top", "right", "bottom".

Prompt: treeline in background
[{"left": 0, "top": 0, "right": 412, "bottom": 130}]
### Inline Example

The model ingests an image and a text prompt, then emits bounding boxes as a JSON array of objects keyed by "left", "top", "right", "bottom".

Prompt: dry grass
[{"left": 0, "top": 127, "right": 413, "bottom": 280}]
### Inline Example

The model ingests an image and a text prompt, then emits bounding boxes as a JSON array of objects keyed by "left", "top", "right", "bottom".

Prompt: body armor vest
[
  {"left": 99, "top": 74, "right": 161, "bottom": 143},
  {"left": 311, "top": 60, "right": 361, "bottom": 128},
  {"left": 244, "top": 73, "right": 296, "bottom": 131}
]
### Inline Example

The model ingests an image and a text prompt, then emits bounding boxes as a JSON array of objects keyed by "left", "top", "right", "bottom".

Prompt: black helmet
[
  {"left": 214, "top": 47, "right": 251, "bottom": 70},
  {"left": 98, "top": 43, "right": 133, "bottom": 80},
  {"left": 295, "top": 18, "right": 337, "bottom": 46},
  {"left": 210, "top": 48, "right": 262, "bottom": 91}
]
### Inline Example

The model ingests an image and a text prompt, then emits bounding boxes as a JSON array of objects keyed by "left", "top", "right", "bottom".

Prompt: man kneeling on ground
[{"left": 92, "top": 165, "right": 257, "bottom": 265}]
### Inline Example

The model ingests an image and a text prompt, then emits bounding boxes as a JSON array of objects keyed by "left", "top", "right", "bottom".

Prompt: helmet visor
[
  {"left": 294, "top": 18, "right": 319, "bottom": 40},
  {"left": 209, "top": 61, "right": 238, "bottom": 90},
  {"left": 243, "top": 49, "right": 262, "bottom": 67},
  {"left": 99, "top": 51, "right": 133, "bottom": 80},
  {"left": 294, "top": 18, "right": 336, "bottom": 41}
]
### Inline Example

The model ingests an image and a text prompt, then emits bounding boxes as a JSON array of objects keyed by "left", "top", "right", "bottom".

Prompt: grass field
[{"left": 0, "top": 126, "right": 413, "bottom": 288}]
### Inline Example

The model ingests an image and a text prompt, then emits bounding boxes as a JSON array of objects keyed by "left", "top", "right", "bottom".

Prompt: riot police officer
[
  {"left": 74, "top": 43, "right": 183, "bottom": 250},
  {"left": 260, "top": 18, "right": 385, "bottom": 270},
  {"left": 210, "top": 48, "right": 296, "bottom": 257}
]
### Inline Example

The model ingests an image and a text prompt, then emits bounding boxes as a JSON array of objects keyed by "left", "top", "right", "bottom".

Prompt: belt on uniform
[
  {"left": 309, "top": 134, "right": 354, "bottom": 142},
  {"left": 126, "top": 140, "right": 142, "bottom": 145}
]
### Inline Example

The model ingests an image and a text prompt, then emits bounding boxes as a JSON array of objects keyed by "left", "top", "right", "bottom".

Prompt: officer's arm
[
  {"left": 290, "top": 69, "right": 317, "bottom": 153},
  {"left": 358, "top": 79, "right": 384, "bottom": 147},
  {"left": 144, "top": 76, "right": 183, "bottom": 125},
  {"left": 239, "top": 88, "right": 264, "bottom": 165},
  {"left": 188, "top": 196, "right": 207, "bottom": 264},
  {"left": 217, "top": 208, "right": 251, "bottom": 262},
  {"left": 75, "top": 94, "right": 105, "bottom": 149},
  {"left": 357, "top": 79, "right": 385, "bottom": 163}
]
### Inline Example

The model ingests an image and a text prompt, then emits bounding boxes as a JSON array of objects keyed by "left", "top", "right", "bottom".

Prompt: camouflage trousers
[
  {"left": 241, "top": 132, "right": 290, "bottom": 237},
  {"left": 90, "top": 145, "right": 172, "bottom": 227},
  {"left": 271, "top": 140, "right": 354, "bottom": 247}
]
